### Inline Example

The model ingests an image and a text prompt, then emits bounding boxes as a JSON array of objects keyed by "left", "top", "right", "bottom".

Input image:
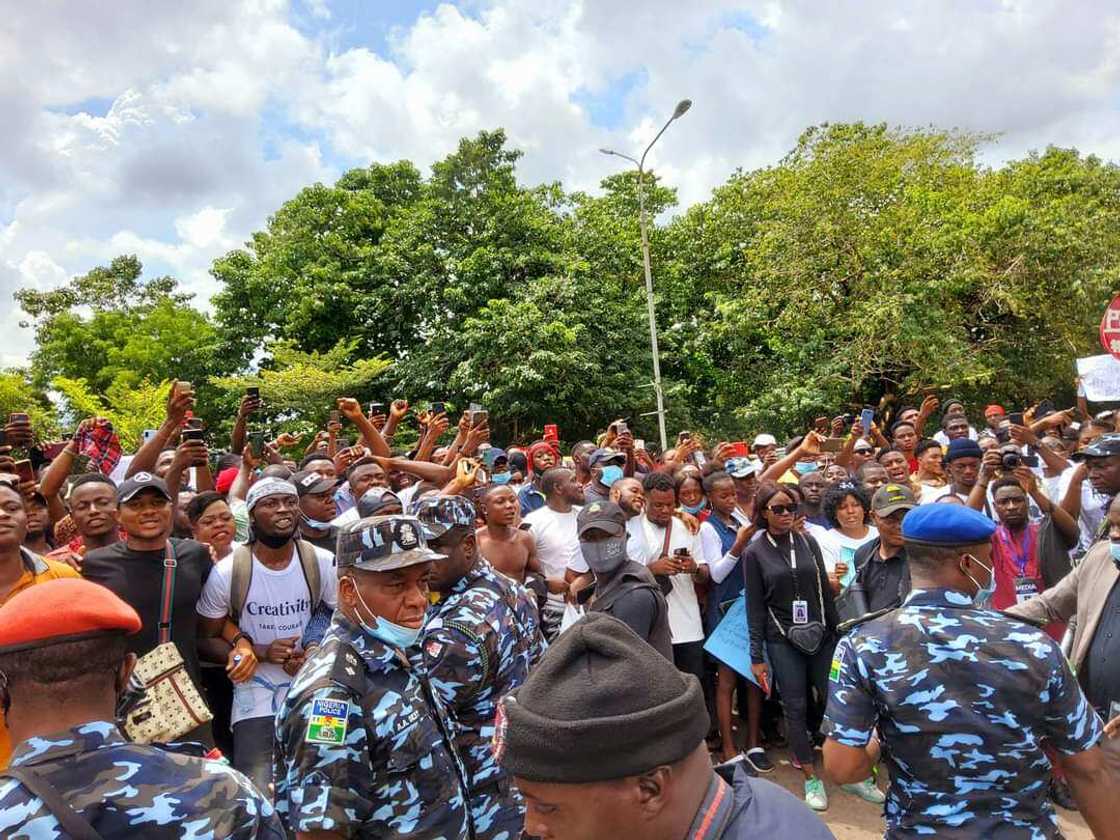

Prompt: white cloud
[{"left": 2, "top": 0, "right": 1120, "bottom": 367}]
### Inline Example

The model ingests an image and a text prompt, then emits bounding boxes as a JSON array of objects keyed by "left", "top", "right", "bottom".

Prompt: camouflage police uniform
[
  {"left": 0, "top": 720, "right": 284, "bottom": 838},
  {"left": 273, "top": 515, "right": 473, "bottom": 840},
  {"left": 421, "top": 558, "right": 546, "bottom": 840},
  {"left": 825, "top": 587, "right": 1103, "bottom": 838}
]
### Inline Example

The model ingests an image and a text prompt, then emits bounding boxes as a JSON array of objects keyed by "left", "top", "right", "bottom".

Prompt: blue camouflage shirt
[
  {"left": 273, "top": 612, "right": 471, "bottom": 840},
  {"left": 421, "top": 559, "right": 546, "bottom": 839},
  {"left": 0, "top": 720, "right": 283, "bottom": 839},
  {"left": 825, "top": 587, "right": 1102, "bottom": 839}
]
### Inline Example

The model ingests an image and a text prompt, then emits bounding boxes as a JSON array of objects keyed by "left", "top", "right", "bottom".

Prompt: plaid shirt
[{"left": 77, "top": 419, "right": 122, "bottom": 475}]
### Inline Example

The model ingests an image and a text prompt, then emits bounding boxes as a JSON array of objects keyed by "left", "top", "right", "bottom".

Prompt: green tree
[
  {"left": 52, "top": 377, "right": 171, "bottom": 451},
  {"left": 209, "top": 339, "right": 392, "bottom": 427},
  {"left": 0, "top": 370, "right": 58, "bottom": 438},
  {"left": 15, "top": 255, "right": 227, "bottom": 428},
  {"left": 666, "top": 123, "right": 1120, "bottom": 435}
]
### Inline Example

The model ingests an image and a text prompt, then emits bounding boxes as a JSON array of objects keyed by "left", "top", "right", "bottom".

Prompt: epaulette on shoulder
[
  {"left": 329, "top": 642, "right": 368, "bottom": 695},
  {"left": 837, "top": 606, "right": 898, "bottom": 635}
]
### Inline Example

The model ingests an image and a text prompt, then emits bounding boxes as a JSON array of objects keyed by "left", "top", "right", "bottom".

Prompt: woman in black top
[{"left": 744, "top": 481, "right": 839, "bottom": 810}]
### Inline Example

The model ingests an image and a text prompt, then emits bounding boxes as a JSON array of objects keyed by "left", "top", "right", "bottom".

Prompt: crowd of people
[{"left": 0, "top": 383, "right": 1118, "bottom": 838}]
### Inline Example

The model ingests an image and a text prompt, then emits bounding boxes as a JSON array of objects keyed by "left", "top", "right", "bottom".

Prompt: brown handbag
[{"left": 123, "top": 541, "right": 212, "bottom": 744}]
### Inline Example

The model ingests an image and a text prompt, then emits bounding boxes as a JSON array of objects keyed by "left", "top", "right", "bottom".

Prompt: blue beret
[{"left": 902, "top": 503, "right": 995, "bottom": 546}]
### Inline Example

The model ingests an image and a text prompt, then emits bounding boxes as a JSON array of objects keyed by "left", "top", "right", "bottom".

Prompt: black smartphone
[
  {"left": 8, "top": 413, "right": 28, "bottom": 424},
  {"left": 1009, "top": 411, "right": 1024, "bottom": 427},
  {"left": 1021, "top": 454, "right": 1040, "bottom": 468},
  {"left": 674, "top": 547, "right": 689, "bottom": 556},
  {"left": 246, "top": 386, "right": 259, "bottom": 399},
  {"left": 182, "top": 428, "right": 204, "bottom": 442},
  {"left": 431, "top": 402, "right": 445, "bottom": 416},
  {"left": 369, "top": 402, "right": 385, "bottom": 415},
  {"left": 0, "top": 430, "right": 6, "bottom": 447},
  {"left": 248, "top": 432, "right": 265, "bottom": 458}
]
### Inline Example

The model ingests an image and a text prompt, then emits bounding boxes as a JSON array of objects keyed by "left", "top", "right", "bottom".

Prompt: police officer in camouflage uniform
[
  {"left": 414, "top": 496, "right": 546, "bottom": 840},
  {"left": 273, "top": 514, "right": 473, "bottom": 840},
  {"left": 0, "top": 578, "right": 284, "bottom": 839},
  {"left": 823, "top": 503, "right": 1114, "bottom": 839}
]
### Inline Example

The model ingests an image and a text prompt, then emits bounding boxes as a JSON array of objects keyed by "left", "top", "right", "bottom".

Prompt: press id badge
[
  {"left": 792, "top": 599, "right": 809, "bottom": 625},
  {"left": 1013, "top": 577, "right": 1040, "bottom": 604}
]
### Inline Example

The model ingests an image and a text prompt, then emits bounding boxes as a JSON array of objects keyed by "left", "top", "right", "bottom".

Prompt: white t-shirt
[
  {"left": 933, "top": 426, "right": 979, "bottom": 446},
  {"left": 524, "top": 505, "right": 582, "bottom": 604},
  {"left": 197, "top": 544, "right": 338, "bottom": 725},
  {"left": 809, "top": 524, "right": 879, "bottom": 574},
  {"left": 1055, "top": 466, "right": 1109, "bottom": 556},
  {"left": 631, "top": 516, "right": 707, "bottom": 645}
]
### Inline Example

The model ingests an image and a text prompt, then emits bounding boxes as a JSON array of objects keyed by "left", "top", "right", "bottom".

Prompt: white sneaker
[
  {"left": 804, "top": 777, "right": 828, "bottom": 811},
  {"left": 842, "top": 777, "right": 886, "bottom": 805}
]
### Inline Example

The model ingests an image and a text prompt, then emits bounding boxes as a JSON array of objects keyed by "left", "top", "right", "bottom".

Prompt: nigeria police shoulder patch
[{"left": 306, "top": 697, "right": 350, "bottom": 745}]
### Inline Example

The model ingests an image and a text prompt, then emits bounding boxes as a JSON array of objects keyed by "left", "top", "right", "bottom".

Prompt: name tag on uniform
[
  {"left": 306, "top": 698, "right": 350, "bottom": 745},
  {"left": 1014, "top": 577, "right": 1040, "bottom": 604},
  {"left": 792, "top": 599, "right": 809, "bottom": 625}
]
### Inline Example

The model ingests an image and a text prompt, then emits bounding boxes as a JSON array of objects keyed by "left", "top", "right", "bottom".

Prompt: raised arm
[{"left": 127, "top": 382, "right": 193, "bottom": 478}]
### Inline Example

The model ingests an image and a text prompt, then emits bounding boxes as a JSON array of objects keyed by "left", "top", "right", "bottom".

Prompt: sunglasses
[{"left": 766, "top": 504, "right": 798, "bottom": 515}]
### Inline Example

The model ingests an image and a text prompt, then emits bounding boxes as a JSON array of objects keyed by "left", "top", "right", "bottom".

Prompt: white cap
[{"left": 752, "top": 433, "right": 777, "bottom": 448}]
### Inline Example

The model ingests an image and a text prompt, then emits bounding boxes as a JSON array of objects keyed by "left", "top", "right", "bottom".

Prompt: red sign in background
[{"left": 1101, "top": 294, "right": 1120, "bottom": 361}]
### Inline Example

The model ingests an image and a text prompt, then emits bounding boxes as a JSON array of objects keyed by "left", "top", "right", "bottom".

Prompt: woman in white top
[{"left": 814, "top": 482, "right": 877, "bottom": 594}]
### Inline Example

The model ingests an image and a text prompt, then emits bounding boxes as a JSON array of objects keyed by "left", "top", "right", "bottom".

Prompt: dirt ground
[{"left": 746, "top": 753, "right": 1093, "bottom": 839}]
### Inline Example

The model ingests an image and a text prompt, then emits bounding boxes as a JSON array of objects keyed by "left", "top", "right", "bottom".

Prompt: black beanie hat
[{"left": 494, "top": 612, "right": 708, "bottom": 783}]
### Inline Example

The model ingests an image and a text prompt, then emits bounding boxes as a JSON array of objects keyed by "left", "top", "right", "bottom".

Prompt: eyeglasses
[
  {"left": 766, "top": 504, "right": 798, "bottom": 515},
  {"left": 854, "top": 447, "right": 873, "bottom": 455}
]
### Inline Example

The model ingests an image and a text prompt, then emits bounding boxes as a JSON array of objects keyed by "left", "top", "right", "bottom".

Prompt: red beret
[{"left": 0, "top": 579, "right": 141, "bottom": 653}]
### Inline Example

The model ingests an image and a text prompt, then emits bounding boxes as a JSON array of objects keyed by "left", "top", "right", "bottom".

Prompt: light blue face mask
[
  {"left": 961, "top": 554, "right": 996, "bottom": 606},
  {"left": 794, "top": 461, "right": 818, "bottom": 475},
  {"left": 301, "top": 513, "right": 333, "bottom": 531},
  {"left": 491, "top": 471, "right": 512, "bottom": 485},
  {"left": 347, "top": 577, "right": 422, "bottom": 649},
  {"left": 600, "top": 465, "right": 624, "bottom": 487},
  {"left": 1111, "top": 541, "right": 1120, "bottom": 570},
  {"left": 681, "top": 499, "right": 707, "bottom": 515}
]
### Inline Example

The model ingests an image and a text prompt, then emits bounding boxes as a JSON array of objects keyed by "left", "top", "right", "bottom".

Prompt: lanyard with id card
[{"left": 769, "top": 534, "right": 809, "bottom": 625}]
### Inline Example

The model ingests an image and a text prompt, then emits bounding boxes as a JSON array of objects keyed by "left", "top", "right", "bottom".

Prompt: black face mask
[{"left": 255, "top": 529, "right": 294, "bottom": 549}]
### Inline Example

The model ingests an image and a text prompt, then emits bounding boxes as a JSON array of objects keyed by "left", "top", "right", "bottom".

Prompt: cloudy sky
[{"left": 3, "top": 0, "right": 1119, "bottom": 365}]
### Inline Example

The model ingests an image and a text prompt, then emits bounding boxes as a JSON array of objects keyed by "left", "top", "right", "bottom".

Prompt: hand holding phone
[{"left": 860, "top": 407, "right": 875, "bottom": 436}]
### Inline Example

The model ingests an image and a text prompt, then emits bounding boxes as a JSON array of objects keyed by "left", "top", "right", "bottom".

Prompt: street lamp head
[
  {"left": 599, "top": 148, "right": 615, "bottom": 156},
  {"left": 672, "top": 99, "right": 692, "bottom": 120}
]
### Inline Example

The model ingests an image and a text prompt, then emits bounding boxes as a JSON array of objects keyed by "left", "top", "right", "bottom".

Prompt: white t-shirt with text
[{"left": 197, "top": 544, "right": 338, "bottom": 725}]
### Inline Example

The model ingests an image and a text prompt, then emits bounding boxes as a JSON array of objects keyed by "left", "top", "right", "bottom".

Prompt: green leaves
[{"left": 209, "top": 339, "right": 392, "bottom": 424}]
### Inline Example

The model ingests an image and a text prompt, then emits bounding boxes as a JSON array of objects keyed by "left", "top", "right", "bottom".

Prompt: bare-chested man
[{"left": 477, "top": 485, "right": 539, "bottom": 582}]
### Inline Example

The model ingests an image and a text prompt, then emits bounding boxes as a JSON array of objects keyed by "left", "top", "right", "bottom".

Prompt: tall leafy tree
[{"left": 15, "top": 255, "right": 226, "bottom": 427}]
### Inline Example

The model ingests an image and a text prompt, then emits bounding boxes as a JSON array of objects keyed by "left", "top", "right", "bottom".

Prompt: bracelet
[{"left": 231, "top": 632, "right": 254, "bottom": 648}]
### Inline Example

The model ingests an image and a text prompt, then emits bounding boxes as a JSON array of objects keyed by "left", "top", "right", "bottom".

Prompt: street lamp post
[{"left": 600, "top": 98, "right": 691, "bottom": 453}]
